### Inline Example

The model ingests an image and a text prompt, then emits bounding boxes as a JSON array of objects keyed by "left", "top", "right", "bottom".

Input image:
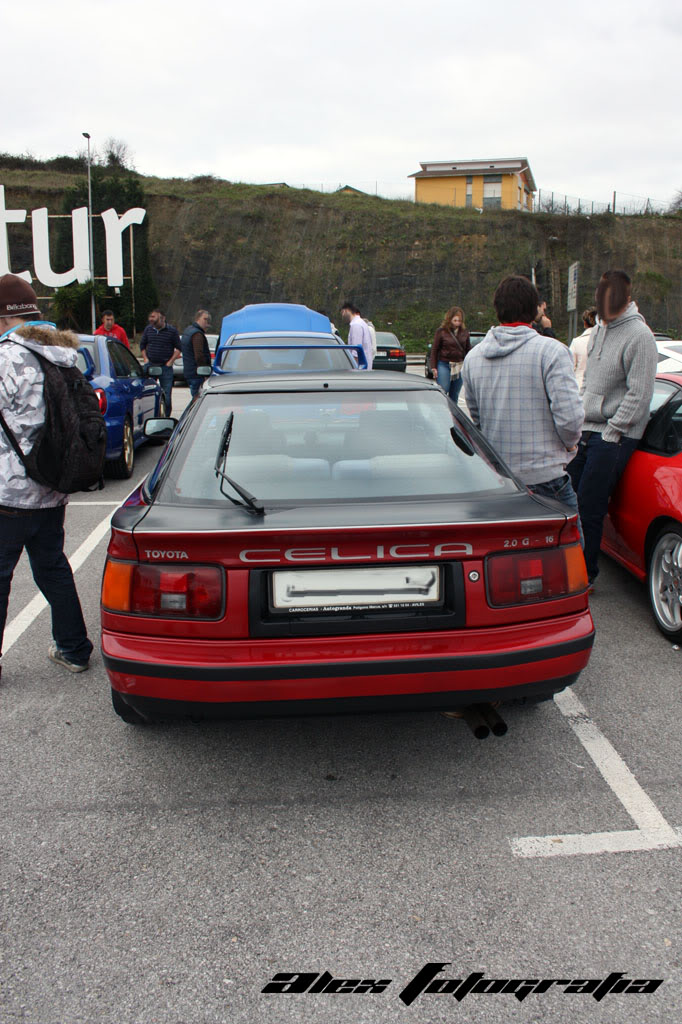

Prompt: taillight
[
  {"left": 486, "top": 546, "right": 587, "bottom": 606},
  {"left": 102, "top": 561, "right": 224, "bottom": 618},
  {"left": 389, "top": 349, "right": 405, "bottom": 358},
  {"left": 94, "top": 388, "right": 107, "bottom": 414}
]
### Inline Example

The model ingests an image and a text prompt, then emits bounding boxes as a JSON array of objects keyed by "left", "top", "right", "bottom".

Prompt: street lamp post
[{"left": 82, "top": 132, "right": 96, "bottom": 333}]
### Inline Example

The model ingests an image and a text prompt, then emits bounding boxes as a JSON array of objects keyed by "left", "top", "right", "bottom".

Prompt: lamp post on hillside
[{"left": 82, "top": 132, "right": 96, "bottom": 333}]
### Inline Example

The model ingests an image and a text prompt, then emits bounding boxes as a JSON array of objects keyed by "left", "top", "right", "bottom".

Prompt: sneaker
[{"left": 48, "top": 643, "right": 89, "bottom": 673}]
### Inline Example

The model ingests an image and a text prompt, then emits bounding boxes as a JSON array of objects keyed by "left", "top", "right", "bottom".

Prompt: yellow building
[{"left": 409, "top": 158, "right": 536, "bottom": 211}]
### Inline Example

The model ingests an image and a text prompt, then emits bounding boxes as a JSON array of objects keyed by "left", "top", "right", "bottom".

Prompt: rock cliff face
[{"left": 3, "top": 173, "right": 681, "bottom": 343}]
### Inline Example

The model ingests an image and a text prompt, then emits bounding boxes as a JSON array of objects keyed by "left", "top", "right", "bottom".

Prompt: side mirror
[
  {"left": 197, "top": 365, "right": 212, "bottom": 376},
  {"left": 146, "top": 364, "right": 163, "bottom": 378},
  {"left": 143, "top": 417, "right": 177, "bottom": 441}
]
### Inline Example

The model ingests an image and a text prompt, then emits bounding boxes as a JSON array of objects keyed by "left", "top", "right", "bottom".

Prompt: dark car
[
  {"left": 76, "top": 335, "right": 166, "bottom": 479},
  {"left": 424, "top": 332, "right": 487, "bottom": 378},
  {"left": 373, "top": 331, "right": 406, "bottom": 372},
  {"left": 102, "top": 371, "right": 593, "bottom": 724}
]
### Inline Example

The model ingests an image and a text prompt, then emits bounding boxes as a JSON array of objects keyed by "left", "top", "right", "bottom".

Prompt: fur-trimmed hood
[{"left": 4, "top": 325, "right": 80, "bottom": 368}]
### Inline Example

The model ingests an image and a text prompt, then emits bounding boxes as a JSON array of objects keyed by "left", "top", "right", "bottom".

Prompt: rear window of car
[
  {"left": 220, "top": 346, "right": 354, "bottom": 373},
  {"left": 156, "top": 390, "right": 519, "bottom": 506}
]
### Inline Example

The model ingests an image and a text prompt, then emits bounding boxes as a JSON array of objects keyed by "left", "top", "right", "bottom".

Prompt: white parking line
[
  {"left": 2, "top": 508, "right": 114, "bottom": 654},
  {"left": 511, "top": 688, "right": 682, "bottom": 858}
]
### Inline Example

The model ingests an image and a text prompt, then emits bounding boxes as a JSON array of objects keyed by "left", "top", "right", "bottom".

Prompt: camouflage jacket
[{"left": 0, "top": 325, "right": 81, "bottom": 509}]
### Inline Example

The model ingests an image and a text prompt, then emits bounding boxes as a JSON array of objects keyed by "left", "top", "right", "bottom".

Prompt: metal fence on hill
[{"left": 279, "top": 182, "right": 673, "bottom": 216}]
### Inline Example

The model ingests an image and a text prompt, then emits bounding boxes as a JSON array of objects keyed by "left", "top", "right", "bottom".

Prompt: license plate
[{"left": 271, "top": 565, "right": 441, "bottom": 613}]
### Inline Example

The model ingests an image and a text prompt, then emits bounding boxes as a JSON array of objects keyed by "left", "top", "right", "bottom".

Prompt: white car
[{"left": 656, "top": 340, "right": 682, "bottom": 374}]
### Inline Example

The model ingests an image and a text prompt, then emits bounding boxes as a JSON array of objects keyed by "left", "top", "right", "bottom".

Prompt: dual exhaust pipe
[{"left": 443, "top": 703, "right": 508, "bottom": 739}]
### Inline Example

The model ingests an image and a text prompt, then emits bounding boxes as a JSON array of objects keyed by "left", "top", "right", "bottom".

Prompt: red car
[
  {"left": 602, "top": 372, "right": 682, "bottom": 641},
  {"left": 101, "top": 372, "right": 594, "bottom": 723}
]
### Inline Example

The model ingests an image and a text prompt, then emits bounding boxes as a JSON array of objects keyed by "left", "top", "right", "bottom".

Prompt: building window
[
  {"left": 483, "top": 179, "right": 502, "bottom": 208},
  {"left": 466, "top": 176, "right": 472, "bottom": 208}
]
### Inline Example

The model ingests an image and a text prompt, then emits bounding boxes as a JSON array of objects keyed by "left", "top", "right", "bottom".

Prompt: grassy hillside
[{"left": 2, "top": 166, "right": 681, "bottom": 348}]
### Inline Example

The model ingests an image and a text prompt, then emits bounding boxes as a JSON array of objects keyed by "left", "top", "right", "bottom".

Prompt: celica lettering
[{"left": 238, "top": 542, "right": 471, "bottom": 564}]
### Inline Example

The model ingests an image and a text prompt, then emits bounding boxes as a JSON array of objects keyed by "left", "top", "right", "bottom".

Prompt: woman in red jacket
[{"left": 429, "top": 306, "right": 471, "bottom": 404}]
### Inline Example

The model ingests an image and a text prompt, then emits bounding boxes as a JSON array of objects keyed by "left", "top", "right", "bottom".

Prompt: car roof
[
  {"left": 219, "top": 303, "right": 332, "bottom": 342},
  {"left": 203, "top": 369, "right": 441, "bottom": 394}
]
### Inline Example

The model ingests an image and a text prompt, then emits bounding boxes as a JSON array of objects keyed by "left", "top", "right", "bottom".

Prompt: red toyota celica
[{"left": 602, "top": 372, "right": 682, "bottom": 641}]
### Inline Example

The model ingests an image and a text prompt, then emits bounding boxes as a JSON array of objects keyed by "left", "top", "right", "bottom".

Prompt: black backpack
[{"left": 0, "top": 349, "right": 107, "bottom": 493}]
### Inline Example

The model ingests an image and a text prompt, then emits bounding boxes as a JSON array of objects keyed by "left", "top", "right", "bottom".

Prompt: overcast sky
[{"left": 6, "top": 0, "right": 681, "bottom": 207}]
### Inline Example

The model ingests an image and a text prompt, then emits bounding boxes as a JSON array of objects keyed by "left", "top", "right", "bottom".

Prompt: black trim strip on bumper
[
  {"left": 103, "top": 632, "right": 594, "bottom": 682},
  {"left": 115, "top": 675, "right": 581, "bottom": 720}
]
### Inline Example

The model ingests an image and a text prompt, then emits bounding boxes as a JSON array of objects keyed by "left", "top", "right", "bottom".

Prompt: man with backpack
[{"left": 0, "top": 274, "right": 96, "bottom": 679}]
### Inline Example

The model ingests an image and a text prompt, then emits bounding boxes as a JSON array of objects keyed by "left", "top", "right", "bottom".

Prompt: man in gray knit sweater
[{"left": 568, "top": 270, "right": 657, "bottom": 587}]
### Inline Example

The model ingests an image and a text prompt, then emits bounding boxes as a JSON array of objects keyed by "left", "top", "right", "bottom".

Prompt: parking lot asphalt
[{"left": 0, "top": 383, "right": 680, "bottom": 1024}]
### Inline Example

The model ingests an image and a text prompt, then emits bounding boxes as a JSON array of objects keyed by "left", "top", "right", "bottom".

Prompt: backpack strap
[{"left": 0, "top": 409, "right": 31, "bottom": 471}]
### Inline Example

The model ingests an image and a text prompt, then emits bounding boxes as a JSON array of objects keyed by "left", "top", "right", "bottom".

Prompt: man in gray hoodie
[
  {"left": 0, "top": 274, "right": 93, "bottom": 680},
  {"left": 462, "top": 275, "right": 584, "bottom": 529},
  {"left": 568, "top": 270, "right": 657, "bottom": 586}
]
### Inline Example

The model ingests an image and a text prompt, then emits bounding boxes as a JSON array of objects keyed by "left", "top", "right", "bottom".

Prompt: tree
[
  {"left": 670, "top": 191, "right": 682, "bottom": 214},
  {"left": 103, "top": 137, "right": 134, "bottom": 171}
]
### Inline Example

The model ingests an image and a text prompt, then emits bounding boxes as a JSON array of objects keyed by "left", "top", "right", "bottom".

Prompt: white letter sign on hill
[
  {"left": 0, "top": 185, "right": 146, "bottom": 288},
  {"left": 0, "top": 185, "right": 30, "bottom": 281},
  {"left": 101, "top": 207, "right": 146, "bottom": 287}
]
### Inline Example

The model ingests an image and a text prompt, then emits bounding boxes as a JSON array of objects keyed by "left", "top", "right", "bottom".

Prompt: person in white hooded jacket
[{"left": 0, "top": 274, "right": 93, "bottom": 680}]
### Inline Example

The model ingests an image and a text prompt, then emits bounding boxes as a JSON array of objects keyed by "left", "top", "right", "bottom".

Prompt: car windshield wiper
[
  {"left": 450, "top": 425, "right": 475, "bottom": 457},
  {"left": 214, "top": 412, "right": 264, "bottom": 515}
]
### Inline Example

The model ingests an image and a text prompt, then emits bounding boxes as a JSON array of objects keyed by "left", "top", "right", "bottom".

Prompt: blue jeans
[
  {"left": 568, "top": 431, "right": 639, "bottom": 581},
  {"left": 528, "top": 473, "right": 583, "bottom": 546},
  {"left": 0, "top": 505, "right": 93, "bottom": 664},
  {"left": 159, "top": 365, "right": 174, "bottom": 415},
  {"left": 187, "top": 374, "right": 202, "bottom": 399},
  {"left": 436, "top": 361, "right": 463, "bottom": 404}
]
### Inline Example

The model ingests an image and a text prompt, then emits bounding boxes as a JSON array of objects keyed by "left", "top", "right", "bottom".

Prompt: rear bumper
[{"left": 103, "top": 610, "right": 594, "bottom": 717}]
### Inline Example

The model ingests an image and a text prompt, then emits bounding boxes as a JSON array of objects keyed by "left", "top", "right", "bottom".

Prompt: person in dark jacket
[
  {"left": 532, "top": 299, "right": 557, "bottom": 338},
  {"left": 429, "top": 306, "right": 471, "bottom": 403},
  {"left": 181, "top": 309, "right": 212, "bottom": 397},
  {"left": 140, "top": 308, "right": 181, "bottom": 414}
]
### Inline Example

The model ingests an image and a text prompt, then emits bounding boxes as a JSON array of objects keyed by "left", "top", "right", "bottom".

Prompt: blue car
[{"left": 76, "top": 335, "right": 166, "bottom": 479}]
